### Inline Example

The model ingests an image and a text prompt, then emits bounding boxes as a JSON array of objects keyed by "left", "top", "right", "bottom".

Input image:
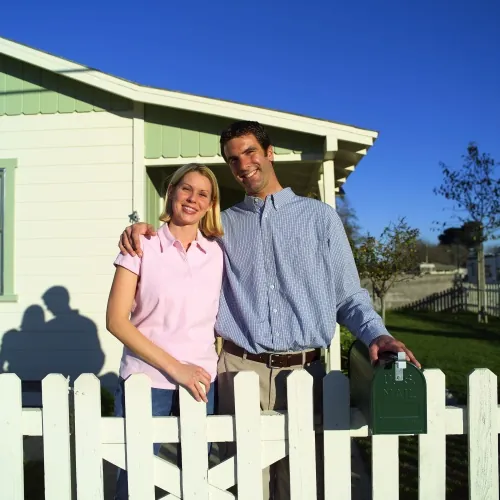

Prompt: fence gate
[{"left": 76, "top": 371, "right": 326, "bottom": 499}]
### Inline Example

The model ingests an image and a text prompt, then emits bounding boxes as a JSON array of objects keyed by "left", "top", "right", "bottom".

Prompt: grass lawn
[{"left": 347, "top": 310, "right": 500, "bottom": 500}]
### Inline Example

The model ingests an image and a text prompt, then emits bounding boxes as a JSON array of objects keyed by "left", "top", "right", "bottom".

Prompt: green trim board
[
  {"left": 145, "top": 168, "right": 165, "bottom": 228},
  {"left": 0, "top": 158, "right": 17, "bottom": 300},
  {"left": 144, "top": 105, "right": 324, "bottom": 160},
  {"left": 0, "top": 54, "right": 132, "bottom": 116}
]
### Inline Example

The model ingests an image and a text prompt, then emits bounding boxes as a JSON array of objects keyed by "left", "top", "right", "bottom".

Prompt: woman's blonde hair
[{"left": 159, "top": 163, "right": 224, "bottom": 238}]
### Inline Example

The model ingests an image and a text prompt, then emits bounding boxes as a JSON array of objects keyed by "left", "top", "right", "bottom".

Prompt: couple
[{"left": 107, "top": 120, "right": 419, "bottom": 499}]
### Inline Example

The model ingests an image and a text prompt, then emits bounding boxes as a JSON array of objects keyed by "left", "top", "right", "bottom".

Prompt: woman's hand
[{"left": 169, "top": 362, "right": 211, "bottom": 403}]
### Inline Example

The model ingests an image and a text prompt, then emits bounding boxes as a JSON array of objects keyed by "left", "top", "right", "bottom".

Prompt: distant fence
[{"left": 397, "top": 283, "right": 500, "bottom": 317}]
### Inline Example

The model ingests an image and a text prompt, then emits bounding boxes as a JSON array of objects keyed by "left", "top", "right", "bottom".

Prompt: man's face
[{"left": 223, "top": 134, "right": 275, "bottom": 197}]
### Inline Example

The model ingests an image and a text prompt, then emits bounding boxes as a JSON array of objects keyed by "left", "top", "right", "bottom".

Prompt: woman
[{"left": 106, "top": 163, "right": 223, "bottom": 499}]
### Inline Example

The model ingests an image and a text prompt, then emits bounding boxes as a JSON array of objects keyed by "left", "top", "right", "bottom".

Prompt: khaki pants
[{"left": 217, "top": 348, "right": 325, "bottom": 500}]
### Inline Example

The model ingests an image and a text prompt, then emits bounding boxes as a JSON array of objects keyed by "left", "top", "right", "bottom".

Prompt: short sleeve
[{"left": 114, "top": 251, "right": 141, "bottom": 276}]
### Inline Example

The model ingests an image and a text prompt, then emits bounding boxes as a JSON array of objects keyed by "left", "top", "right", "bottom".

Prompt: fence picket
[
  {"left": 418, "top": 369, "right": 446, "bottom": 500},
  {"left": 234, "top": 372, "right": 263, "bottom": 499},
  {"left": 468, "top": 369, "right": 499, "bottom": 499},
  {"left": 323, "top": 371, "right": 351, "bottom": 499},
  {"left": 372, "top": 435, "right": 399, "bottom": 500},
  {"left": 125, "top": 374, "right": 155, "bottom": 499},
  {"left": 0, "top": 374, "right": 24, "bottom": 500},
  {"left": 287, "top": 370, "right": 317, "bottom": 499},
  {"left": 74, "top": 374, "right": 104, "bottom": 500},
  {"left": 42, "top": 374, "right": 72, "bottom": 500},
  {"left": 179, "top": 384, "right": 210, "bottom": 499}
]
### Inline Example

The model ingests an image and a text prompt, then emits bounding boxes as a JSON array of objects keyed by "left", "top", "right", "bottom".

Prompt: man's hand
[
  {"left": 118, "top": 223, "right": 157, "bottom": 257},
  {"left": 369, "top": 335, "right": 421, "bottom": 368}
]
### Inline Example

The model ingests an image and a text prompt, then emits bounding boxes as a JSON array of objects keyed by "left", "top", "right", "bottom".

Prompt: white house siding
[{"left": 0, "top": 111, "right": 133, "bottom": 390}]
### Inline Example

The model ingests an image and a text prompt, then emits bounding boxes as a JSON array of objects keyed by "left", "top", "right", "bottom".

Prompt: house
[
  {"left": 0, "top": 36, "right": 378, "bottom": 391},
  {"left": 467, "top": 253, "right": 500, "bottom": 284},
  {"left": 419, "top": 262, "right": 466, "bottom": 277}
]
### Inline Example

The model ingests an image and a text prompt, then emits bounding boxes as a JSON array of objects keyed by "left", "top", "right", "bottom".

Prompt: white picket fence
[{"left": 1, "top": 369, "right": 499, "bottom": 499}]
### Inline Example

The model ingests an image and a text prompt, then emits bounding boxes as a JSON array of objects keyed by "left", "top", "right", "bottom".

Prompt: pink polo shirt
[{"left": 113, "top": 223, "right": 223, "bottom": 389}]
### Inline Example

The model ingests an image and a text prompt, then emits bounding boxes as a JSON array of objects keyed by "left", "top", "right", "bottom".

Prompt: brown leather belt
[{"left": 223, "top": 340, "right": 321, "bottom": 368}]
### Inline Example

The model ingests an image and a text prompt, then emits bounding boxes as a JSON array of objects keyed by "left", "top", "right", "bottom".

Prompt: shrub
[
  {"left": 101, "top": 386, "right": 115, "bottom": 417},
  {"left": 340, "top": 326, "right": 356, "bottom": 373}
]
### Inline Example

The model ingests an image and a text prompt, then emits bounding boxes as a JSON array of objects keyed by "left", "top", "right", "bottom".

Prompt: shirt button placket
[{"left": 265, "top": 213, "right": 279, "bottom": 348}]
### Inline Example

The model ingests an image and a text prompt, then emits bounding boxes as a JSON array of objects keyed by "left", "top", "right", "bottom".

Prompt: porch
[
  {"left": 141, "top": 105, "right": 373, "bottom": 217},
  {"left": 139, "top": 105, "right": 376, "bottom": 374}
]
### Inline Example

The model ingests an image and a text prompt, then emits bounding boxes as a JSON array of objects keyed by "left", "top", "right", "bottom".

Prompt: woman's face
[{"left": 170, "top": 171, "right": 213, "bottom": 227}]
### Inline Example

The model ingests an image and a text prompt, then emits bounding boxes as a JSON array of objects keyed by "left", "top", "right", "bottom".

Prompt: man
[{"left": 118, "top": 121, "right": 419, "bottom": 499}]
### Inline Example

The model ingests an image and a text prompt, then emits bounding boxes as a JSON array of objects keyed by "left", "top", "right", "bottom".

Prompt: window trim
[{"left": 0, "top": 158, "right": 17, "bottom": 302}]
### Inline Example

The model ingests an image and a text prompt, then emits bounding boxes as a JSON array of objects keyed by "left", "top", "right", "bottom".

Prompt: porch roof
[{"left": 0, "top": 36, "right": 379, "bottom": 191}]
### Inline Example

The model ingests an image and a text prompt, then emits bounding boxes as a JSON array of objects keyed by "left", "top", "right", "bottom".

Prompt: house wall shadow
[{"left": 0, "top": 285, "right": 116, "bottom": 406}]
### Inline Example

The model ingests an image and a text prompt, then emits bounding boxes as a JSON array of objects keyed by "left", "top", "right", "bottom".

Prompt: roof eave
[{"left": 0, "top": 36, "right": 378, "bottom": 147}]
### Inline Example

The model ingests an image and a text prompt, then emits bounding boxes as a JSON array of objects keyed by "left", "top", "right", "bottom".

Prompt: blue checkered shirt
[{"left": 215, "top": 188, "right": 389, "bottom": 354}]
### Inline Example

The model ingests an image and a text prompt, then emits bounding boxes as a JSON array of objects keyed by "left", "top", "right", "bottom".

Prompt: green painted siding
[
  {"left": 0, "top": 159, "right": 17, "bottom": 302},
  {"left": 144, "top": 105, "right": 324, "bottom": 159},
  {"left": 145, "top": 167, "right": 172, "bottom": 228},
  {"left": 0, "top": 55, "right": 132, "bottom": 116}
]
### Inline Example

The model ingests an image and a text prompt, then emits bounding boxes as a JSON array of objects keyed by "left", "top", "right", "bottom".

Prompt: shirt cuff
[{"left": 357, "top": 318, "right": 392, "bottom": 347}]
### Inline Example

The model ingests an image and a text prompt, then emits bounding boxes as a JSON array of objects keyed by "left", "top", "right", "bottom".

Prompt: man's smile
[{"left": 239, "top": 169, "right": 258, "bottom": 181}]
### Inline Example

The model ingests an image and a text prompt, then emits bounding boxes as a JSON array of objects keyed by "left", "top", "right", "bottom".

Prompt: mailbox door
[{"left": 371, "top": 363, "right": 427, "bottom": 435}]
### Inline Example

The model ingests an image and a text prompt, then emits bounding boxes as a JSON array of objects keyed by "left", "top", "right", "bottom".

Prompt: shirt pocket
[{"left": 287, "top": 236, "right": 328, "bottom": 274}]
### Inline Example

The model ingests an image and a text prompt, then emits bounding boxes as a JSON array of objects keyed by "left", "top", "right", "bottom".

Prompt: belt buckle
[{"left": 267, "top": 353, "right": 282, "bottom": 369}]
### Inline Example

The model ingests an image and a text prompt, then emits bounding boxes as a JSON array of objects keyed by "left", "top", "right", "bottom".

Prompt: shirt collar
[
  {"left": 159, "top": 223, "right": 208, "bottom": 253},
  {"left": 243, "top": 187, "right": 296, "bottom": 213}
]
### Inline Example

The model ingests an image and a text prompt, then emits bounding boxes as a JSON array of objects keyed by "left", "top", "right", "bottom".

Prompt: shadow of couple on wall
[{"left": 0, "top": 285, "right": 117, "bottom": 406}]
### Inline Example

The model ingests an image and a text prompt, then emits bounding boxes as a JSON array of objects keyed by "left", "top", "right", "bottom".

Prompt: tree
[
  {"left": 438, "top": 221, "right": 482, "bottom": 249},
  {"left": 415, "top": 239, "right": 464, "bottom": 267},
  {"left": 434, "top": 142, "right": 500, "bottom": 323},
  {"left": 336, "top": 194, "right": 361, "bottom": 250},
  {"left": 354, "top": 218, "right": 420, "bottom": 323},
  {"left": 437, "top": 221, "right": 481, "bottom": 270}
]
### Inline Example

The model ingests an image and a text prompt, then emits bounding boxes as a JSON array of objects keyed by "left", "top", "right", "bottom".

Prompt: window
[{"left": 0, "top": 159, "right": 17, "bottom": 301}]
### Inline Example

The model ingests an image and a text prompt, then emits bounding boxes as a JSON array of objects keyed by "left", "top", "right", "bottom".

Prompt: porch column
[
  {"left": 321, "top": 138, "right": 341, "bottom": 372},
  {"left": 322, "top": 160, "right": 336, "bottom": 208},
  {"left": 317, "top": 173, "right": 325, "bottom": 202}
]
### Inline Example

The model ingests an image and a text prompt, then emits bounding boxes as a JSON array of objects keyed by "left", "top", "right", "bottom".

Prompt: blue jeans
[{"left": 113, "top": 378, "right": 215, "bottom": 500}]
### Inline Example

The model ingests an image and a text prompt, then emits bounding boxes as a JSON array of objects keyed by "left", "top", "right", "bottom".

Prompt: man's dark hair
[{"left": 219, "top": 121, "right": 272, "bottom": 162}]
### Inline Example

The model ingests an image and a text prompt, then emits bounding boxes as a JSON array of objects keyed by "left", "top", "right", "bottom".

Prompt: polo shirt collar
[
  {"left": 159, "top": 223, "right": 208, "bottom": 253},
  {"left": 243, "top": 187, "right": 296, "bottom": 213}
]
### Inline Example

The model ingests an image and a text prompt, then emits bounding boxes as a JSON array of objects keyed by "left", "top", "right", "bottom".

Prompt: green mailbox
[{"left": 347, "top": 340, "right": 427, "bottom": 435}]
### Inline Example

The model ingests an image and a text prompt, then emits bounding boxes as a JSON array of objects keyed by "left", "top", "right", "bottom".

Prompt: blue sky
[{"left": 2, "top": 0, "right": 499, "bottom": 242}]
